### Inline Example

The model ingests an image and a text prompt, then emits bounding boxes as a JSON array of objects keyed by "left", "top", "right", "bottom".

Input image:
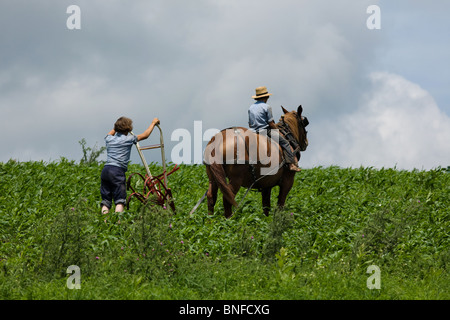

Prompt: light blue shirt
[
  {"left": 105, "top": 133, "right": 138, "bottom": 170},
  {"left": 248, "top": 101, "right": 274, "bottom": 132}
]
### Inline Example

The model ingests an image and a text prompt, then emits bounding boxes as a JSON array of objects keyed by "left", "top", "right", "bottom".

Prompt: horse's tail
[{"left": 208, "top": 163, "right": 238, "bottom": 207}]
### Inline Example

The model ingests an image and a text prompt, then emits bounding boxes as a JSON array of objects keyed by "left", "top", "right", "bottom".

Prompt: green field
[{"left": 0, "top": 159, "right": 448, "bottom": 299}]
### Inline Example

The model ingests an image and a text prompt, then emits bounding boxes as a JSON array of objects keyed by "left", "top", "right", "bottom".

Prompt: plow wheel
[{"left": 126, "top": 165, "right": 179, "bottom": 212}]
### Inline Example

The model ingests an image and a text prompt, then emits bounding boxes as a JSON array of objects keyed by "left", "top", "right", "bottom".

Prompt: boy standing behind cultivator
[{"left": 100, "top": 117, "right": 160, "bottom": 214}]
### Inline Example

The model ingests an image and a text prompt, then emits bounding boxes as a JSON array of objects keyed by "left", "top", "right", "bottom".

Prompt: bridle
[{"left": 296, "top": 113, "right": 309, "bottom": 151}]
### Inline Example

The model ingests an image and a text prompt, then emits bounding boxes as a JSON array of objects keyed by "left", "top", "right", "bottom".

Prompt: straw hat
[{"left": 252, "top": 86, "right": 273, "bottom": 99}]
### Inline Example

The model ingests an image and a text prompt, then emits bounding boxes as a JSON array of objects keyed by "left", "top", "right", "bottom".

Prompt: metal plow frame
[{"left": 126, "top": 124, "right": 179, "bottom": 212}]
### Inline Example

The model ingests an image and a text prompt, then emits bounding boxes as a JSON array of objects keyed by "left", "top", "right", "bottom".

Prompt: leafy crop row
[{"left": 0, "top": 159, "right": 448, "bottom": 299}]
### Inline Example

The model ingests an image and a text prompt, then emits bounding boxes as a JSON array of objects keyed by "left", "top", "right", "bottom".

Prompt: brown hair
[{"left": 114, "top": 117, "right": 133, "bottom": 134}]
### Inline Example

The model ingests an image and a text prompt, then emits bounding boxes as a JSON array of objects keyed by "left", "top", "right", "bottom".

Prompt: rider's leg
[{"left": 269, "top": 130, "right": 300, "bottom": 172}]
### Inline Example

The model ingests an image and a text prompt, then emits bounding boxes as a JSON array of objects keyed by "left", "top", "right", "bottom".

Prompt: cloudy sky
[{"left": 1, "top": 0, "right": 449, "bottom": 170}]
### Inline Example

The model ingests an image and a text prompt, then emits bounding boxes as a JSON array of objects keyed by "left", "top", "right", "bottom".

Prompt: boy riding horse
[{"left": 248, "top": 86, "right": 301, "bottom": 172}]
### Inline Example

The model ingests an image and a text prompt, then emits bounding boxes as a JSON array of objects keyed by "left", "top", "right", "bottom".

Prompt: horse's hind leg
[
  {"left": 207, "top": 178, "right": 218, "bottom": 215},
  {"left": 206, "top": 166, "right": 219, "bottom": 215},
  {"left": 223, "top": 176, "right": 243, "bottom": 218}
]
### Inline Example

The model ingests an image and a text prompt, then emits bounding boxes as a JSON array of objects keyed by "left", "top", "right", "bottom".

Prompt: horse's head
[{"left": 280, "top": 105, "right": 309, "bottom": 151}]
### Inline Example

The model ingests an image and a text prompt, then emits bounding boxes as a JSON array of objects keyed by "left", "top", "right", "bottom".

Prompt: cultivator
[{"left": 126, "top": 124, "right": 179, "bottom": 212}]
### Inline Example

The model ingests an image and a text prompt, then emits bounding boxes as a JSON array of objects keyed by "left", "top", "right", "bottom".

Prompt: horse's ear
[
  {"left": 281, "top": 105, "right": 289, "bottom": 114},
  {"left": 297, "top": 105, "right": 303, "bottom": 116}
]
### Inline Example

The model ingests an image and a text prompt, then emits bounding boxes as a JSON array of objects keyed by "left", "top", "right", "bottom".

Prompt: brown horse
[{"left": 204, "top": 105, "right": 309, "bottom": 218}]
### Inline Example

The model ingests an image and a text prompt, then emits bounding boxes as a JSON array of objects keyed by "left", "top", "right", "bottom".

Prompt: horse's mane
[{"left": 277, "top": 112, "right": 300, "bottom": 141}]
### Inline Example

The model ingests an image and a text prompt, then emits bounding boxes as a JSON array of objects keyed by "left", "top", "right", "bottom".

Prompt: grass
[{"left": 0, "top": 159, "right": 449, "bottom": 300}]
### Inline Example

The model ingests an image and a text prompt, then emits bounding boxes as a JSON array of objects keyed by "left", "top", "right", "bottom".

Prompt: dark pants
[
  {"left": 100, "top": 165, "right": 127, "bottom": 208},
  {"left": 265, "top": 129, "right": 296, "bottom": 164}
]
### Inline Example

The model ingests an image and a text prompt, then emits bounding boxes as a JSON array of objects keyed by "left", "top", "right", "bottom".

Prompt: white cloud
[{"left": 307, "top": 72, "right": 450, "bottom": 170}]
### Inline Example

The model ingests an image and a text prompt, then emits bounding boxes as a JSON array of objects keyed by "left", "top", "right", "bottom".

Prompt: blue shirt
[
  {"left": 248, "top": 101, "right": 274, "bottom": 132},
  {"left": 105, "top": 133, "right": 138, "bottom": 170}
]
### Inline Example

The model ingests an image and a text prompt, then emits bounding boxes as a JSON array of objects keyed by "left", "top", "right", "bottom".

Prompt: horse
[{"left": 204, "top": 105, "right": 309, "bottom": 218}]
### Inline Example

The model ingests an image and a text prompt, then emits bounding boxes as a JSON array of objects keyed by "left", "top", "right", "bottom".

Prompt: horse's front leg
[
  {"left": 261, "top": 187, "right": 272, "bottom": 216},
  {"left": 277, "top": 173, "right": 295, "bottom": 209}
]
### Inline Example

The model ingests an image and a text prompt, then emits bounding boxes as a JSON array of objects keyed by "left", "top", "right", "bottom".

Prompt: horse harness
[
  {"left": 233, "top": 126, "right": 291, "bottom": 190},
  {"left": 277, "top": 119, "right": 301, "bottom": 160}
]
